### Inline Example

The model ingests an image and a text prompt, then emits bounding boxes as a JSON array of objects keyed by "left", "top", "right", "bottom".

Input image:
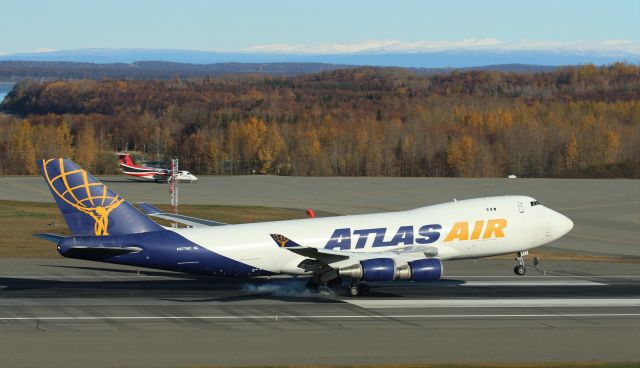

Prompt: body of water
[{"left": 0, "top": 83, "right": 15, "bottom": 103}]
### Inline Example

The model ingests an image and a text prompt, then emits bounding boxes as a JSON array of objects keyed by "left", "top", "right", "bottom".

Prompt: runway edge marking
[
  {"left": 346, "top": 298, "right": 640, "bottom": 309},
  {"left": 1, "top": 313, "right": 640, "bottom": 322}
]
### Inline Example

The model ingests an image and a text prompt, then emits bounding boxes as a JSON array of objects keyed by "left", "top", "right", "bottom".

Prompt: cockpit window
[{"left": 530, "top": 200, "right": 541, "bottom": 206}]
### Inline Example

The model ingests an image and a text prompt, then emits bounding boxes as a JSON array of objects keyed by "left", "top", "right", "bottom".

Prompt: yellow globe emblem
[
  {"left": 42, "top": 158, "right": 124, "bottom": 236},
  {"left": 273, "top": 234, "right": 289, "bottom": 247}
]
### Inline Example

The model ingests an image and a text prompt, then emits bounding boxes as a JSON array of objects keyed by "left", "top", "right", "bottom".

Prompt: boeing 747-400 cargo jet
[{"left": 35, "top": 158, "right": 573, "bottom": 296}]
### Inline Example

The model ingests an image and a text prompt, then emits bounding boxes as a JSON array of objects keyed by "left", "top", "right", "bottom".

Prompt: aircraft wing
[
  {"left": 269, "top": 233, "right": 435, "bottom": 273},
  {"left": 271, "top": 233, "right": 350, "bottom": 262},
  {"left": 137, "top": 203, "right": 227, "bottom": 228}
]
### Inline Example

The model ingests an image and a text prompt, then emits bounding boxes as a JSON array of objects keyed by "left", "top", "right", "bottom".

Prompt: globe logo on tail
[{"left": 42, "top": 159, "right": 124, "bottom": 236}]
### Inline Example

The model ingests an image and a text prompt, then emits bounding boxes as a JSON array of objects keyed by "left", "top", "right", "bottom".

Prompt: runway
[{"left": 1, "top": 258, "right": 639, "bottom": 367}]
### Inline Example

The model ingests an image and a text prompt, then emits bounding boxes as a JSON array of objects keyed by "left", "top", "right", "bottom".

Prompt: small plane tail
[
  {"left": 117, "top": 153, "right": 135, "bottom": 167},
  {"left": 38, "top": 158, "right": 163, "bottom": 236}
]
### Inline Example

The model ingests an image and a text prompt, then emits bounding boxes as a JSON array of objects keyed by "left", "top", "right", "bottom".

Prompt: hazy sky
[{"left": 2, "top": 0, "right": 639, "bottom": 54}]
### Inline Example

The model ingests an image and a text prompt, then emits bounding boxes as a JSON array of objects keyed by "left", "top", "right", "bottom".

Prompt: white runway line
[
  {"left": 2, "top": 275, "right": 638, "bottom": 279},
  {"left": 448, "top": 275, "right": 640, "bottom": 278},
  {"left": 0, "top": 275, "right": 177, "bottom": 280},
  {"left": 0, "top": 313, "right": 639, "bottom": 322},
  {"left": 347, "top": 298, "right": 640, "bottom": 309},
  {"left": 460, "top": 280, "right": 605, "bottom": 286}
]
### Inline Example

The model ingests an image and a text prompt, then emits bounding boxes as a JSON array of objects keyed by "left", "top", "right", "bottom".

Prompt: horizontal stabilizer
[
  {"left": 61, "top": 245, "right": 143, "bottom": 260},
  {"left": 34, "top": 233, "right": 65, "bottom": 244},
  {"left": 69, "top": 245, "right": 142, "bottom": 254}
]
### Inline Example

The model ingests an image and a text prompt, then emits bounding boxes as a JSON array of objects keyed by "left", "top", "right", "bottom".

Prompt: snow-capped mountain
[{"left": 1, "top": 40, "right": 638, "bottom": 67}]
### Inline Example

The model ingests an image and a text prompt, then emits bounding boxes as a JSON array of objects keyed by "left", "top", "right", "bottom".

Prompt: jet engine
[
  {"left": 339, "top": 258, "right": 396, "bottom": 282},
  {"left": 339, "top": 258, "right": 443, "bottom": 282},
  {"left": 396, "top": 258, "right": 442, "bottom": 281}
]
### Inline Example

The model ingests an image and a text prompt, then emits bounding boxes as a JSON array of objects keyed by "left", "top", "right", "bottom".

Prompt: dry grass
[
  {"left": 487, "top": 247, "right": 638, "bottom": 263},
  {"left": 206, "top": 363, "right": 640, "bottom": 368},
  {"left": 150, "top": 203, "right": 326, "bottom": 226},
  {"left": 0, "top": 200, "right": 69, "bottom": 258},
  {"left": 0, "top": 200, "right": 314, "bottom": 258}
]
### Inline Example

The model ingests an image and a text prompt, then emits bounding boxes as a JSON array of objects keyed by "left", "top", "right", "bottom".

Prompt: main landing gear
[
  {"left": 348, "top": 282, "right": 370, "bottom": 297},
  {"left": 305, "top": 277, "right": 344, "bottom": 293},
  {"left": 305, "top": 275, "right": 370, "bottom": 297},
  {"left": 305, "top": 280, "right": 319, "bottom": 291},
  {"left": 513, "top": 250, "right": 528, "bottom": 276}
]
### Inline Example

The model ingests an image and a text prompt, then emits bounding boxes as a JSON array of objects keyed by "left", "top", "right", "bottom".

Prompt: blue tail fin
[{"left": 38, "top": 158, "right": 163, "bottom": 236}]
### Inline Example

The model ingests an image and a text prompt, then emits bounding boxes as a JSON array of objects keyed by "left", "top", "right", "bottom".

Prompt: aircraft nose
[{"left": 551, "top": 211, "right": 574, "bottom": 237}]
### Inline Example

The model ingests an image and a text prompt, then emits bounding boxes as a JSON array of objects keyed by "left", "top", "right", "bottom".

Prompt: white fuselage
[
  {"left": 172, "top": 195, "right": 573, "bottom": 275},
  {"left": 173, "top": 171, "right": 198, "bottom": 183}
]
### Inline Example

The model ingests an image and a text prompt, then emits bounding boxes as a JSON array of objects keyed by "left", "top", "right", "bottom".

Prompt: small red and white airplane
[{"left": 117, "top": 153, "right": 197, "bottom": 183}]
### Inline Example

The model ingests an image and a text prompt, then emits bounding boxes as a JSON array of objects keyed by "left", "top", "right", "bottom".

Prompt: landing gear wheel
[
  {"left": 349, "top": 285, "right": 360, "bottom": 297},
  {"left": 348, "top": 283, "right": 370, "bottom": 297},
  {"left": 513, "top": 250, "right": 528, "bottom": 276}
]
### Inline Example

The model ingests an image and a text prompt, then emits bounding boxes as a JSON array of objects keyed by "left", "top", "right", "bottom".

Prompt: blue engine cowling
[
  {"left": 408, "top": 258, "right": 442, "bottom": 281},
  {"left": 360, "top": 258, "right": 396, "bottom": 282}
]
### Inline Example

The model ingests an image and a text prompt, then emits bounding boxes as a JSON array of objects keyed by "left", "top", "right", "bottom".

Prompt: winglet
[{"left": 270, "top": 234, "right": 303, "bottom": 248}]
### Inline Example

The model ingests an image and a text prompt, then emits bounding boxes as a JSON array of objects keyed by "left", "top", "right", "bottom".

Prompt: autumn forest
[{"left": 0, "top": 63, "right": 639, "bottom": 177}]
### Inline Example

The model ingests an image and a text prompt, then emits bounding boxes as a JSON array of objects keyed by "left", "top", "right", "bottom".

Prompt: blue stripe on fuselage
[{"left": 58, "top": 230, "right": 271, "bottom": 277}]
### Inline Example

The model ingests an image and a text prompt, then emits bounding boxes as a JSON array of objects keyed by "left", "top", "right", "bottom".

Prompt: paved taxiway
[
  {"left": 1, "top": 175, "right": 638, "bottom": 257},
  {"left": 1, "top": 258, "right": 638, "bottom": 367}
]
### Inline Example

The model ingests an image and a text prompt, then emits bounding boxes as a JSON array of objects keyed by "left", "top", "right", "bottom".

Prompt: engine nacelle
[
  {"left": 406, "top": 258, "right": 442, "bottom": 282},
  {"left": 361, "top": 258, "right": 396, "bottom": 282},
  {"left": 339, "top": 258, "right": 442, "bottom": 282},
  {"left": 339, "top": 258, "right": 396, "bottom": 282}
]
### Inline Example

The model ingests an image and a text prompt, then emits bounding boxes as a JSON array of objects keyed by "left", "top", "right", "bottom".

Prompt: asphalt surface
[
  {"left": 1, "top": 175, "right": 638, "bottom": 257},
  {"left": 0, "top": 258, "right": 639, "bottom": 367}
]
